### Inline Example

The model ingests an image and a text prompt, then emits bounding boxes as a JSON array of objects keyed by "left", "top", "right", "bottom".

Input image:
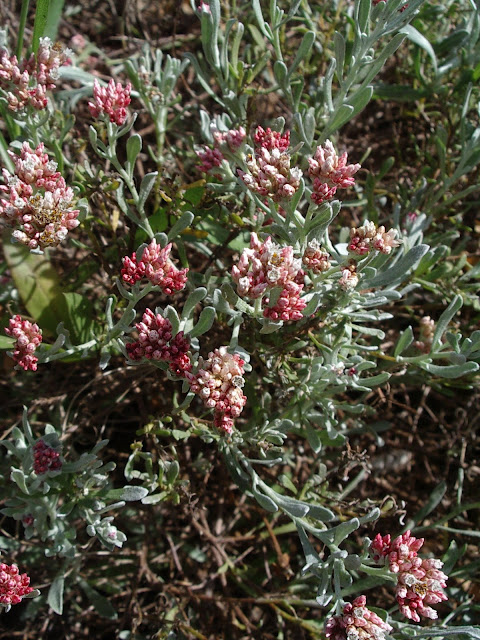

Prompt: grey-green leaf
[{"left": 48, "top": 574, "right": 65, "bottom": 615}]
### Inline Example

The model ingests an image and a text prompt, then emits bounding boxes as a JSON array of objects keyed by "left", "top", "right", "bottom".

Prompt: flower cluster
[
  {"left": 348, "top": 220, "right": 400, "bottom": 256},
  {"left": 325, "top": 596, "right": 393, "bottom": 640},
  {"left": 0, "top": 37, "right": 70, "bottom": 111},
  {"left": 232, "top": 232, "right": 306, "bottom": 321},
  {"left": 88, "top": 78, "right": 132, "bottom": 126},
  {"left": 126, "top": 309, "right": 192, "bottom": 375},
  {"left": 0, "top": 563, "right": 33, "bottom": 607},
  {"left": 121, "top": 240, "right": 188, "bottom": 294},
  {"left": 196, "top": 125, "right": 246, "bottom": 172},
  {"left": 188, "top": 347, "right": 247, "bottom": 434},
  {"left": 238, "top": 126, "right": 302, "bottom": 202},
  {"left": 302, "top": 239, "right": 331, "bottom": 274},
  {"left": 414, "top": 316, "right": 435, "bottom": 353},
  {"left": 308, "top": 140, "right": 360, "bottom": 204},
  {"left": 339, "top": 261, "right": 359, "bottom": 291},
  {"left": 254, "top": 126, "right": 290, "bottom": 152},
  {"left": 0, "top": 142, "right": 80, "bottom": 249},
  {"left": 370, "top": 530, "right": 448, "bottom": 622},
  {"left": 33, "top": 440, "right": 62, "bottom": 475},
  {"left": 5, "top": 315, "right": 42, "bottom": 371}
]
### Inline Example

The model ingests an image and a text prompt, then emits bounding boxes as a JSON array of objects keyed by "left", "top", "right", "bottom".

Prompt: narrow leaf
[
  {"left": 400, "top": 24, "right": 437, "bottom": 73},
  {"left": 47, "top": 574, "right": 64, "bottom": 615},
  {"left": 32, "top": 0, "right": 50, "bottom": 53},
  {"left": 190, "top": 306, "right": 215, "bottom": 338}
]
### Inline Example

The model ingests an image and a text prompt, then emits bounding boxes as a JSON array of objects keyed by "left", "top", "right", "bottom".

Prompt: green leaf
[
  {"left": 274, "top": 60, "right": 288, "bottom": 87},
  {"left": 308, "top": 504, "right": 336, "bottom": 522},
  {"left": 431, "top": 295, "right": 462, "bottom": 352},
  {"left": 43, "top": 0, "right": 65, "bottom": 40},
  {"left": 364, "top": 245, "right": 429, "bottom": 288},
  {"left": 394, "top": 326, "right": 414, "bottom": 356},
  {"left": 347, "top": 85, "right": 374, "bottom": 119},
  {"left": 11, "top": 468, "right": 29, "bottom": 494},
  {"left": 120, "top": 485, "right": 149, "bottom": 501},
  {"left": 138, "top": 172, "right": 157, "bottom": 214},
  {"left": 168, "top": 211, "right": 194, "bottom": 241},
  {"left": 400, "top": 25, "right": 437, "bottom": 73},
  {"left": 373, "top": 84, "right": 426, "bottom": 101},
  {"left": 334, "top": 31, "right": 345, "bottom": 81},
  {"left": 253, "top": 489, "right": 278, "bottom": 513},
  {"left": 3, "top": 236, "right": 62, "bottom": 335},
  {"left": 288, "top": 30, "right": 315, "bottom": 77},
  {"left": 326, "top": 104, "right": 354, "bottom": 134},
  {"left": 51, "top": 292, "right": 95, "bottom": 344},
  {"left": 79, "top": 580, "right": 117, "bottom": 620},
  {"left": 32, "top": 0, "right": 50, "bottom": 54},
  {"left": 0, "top": 336, "right": 15, "bottom": 350},
  {"left": 189, "top": 306, "right": 215, "bottom": 338},
  {"left": 181, "top": 287, "right": 207, "bottom": 320},
  {"left": 306, "top": 422, "right": 322, "bottom": 453},
  {"left": 126, "top": 134, "right": 142, "bottom": 178},
  {"left": 47, "top": 574, "right": 64, "bottom": 615},
  {"left": 421, "top": 361, "right": 478, "bottom": 379},
  {"left": 252, "top": 0, "right": 273, "bottom": 40},
  {"left": 356, "top": 0, "right": 371, "bottom": 34}
]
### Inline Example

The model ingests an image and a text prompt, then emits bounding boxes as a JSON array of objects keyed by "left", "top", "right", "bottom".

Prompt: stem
[
  {"left": 17, "top": 0, "right": 31, "bottom": 60},
  {"left": 106, "top": 124, "right": 154, "bottom": 238}
]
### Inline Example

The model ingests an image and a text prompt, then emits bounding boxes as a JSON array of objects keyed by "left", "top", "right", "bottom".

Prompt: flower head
[
  {"left": 302, "top": 239, "right": 331, "bottom": 274},
  {"left": 0, "top": 563, "right": 33, "bottom": 608},
  {"left": 33, "top": 440, "right": 62, "bottom": 475},
  {"left": 308, "top": 140, "right": 360, "bottom": 204},
  {"left": 325, "top": 596, "right": 392, "bottom": 640},
  {"left": 126, "top": 308, "right": 192, "bottom": 375},
  {"left": 339, "top": 261, "right": 359, "bottom": 291},
  {"left": 370, "top": 531, "right": 448, "bottom": 622},
  {"left": 197, "top": 126, "right": 246, "bottom": 173},
  {"left": 188, "top": 347, "right": 247, "bottom": 434},
  {"left": 232, "top": 233, "right": 306, "bottom": 321},
  {"left": 121, "top": 240, "right": 188, "bottom": 294},
  {"left": 88, "top": 78, "right": 132, "bottom": 126},
  {"left": 5, "top": 315, "right": 42, "bottom": 371},
  {"left": 0, "top": 142, "right": 79, "bottom": 250},
  {"left": 239, "top": 146, "right": 302, "bottom": 202},
  {"left": 238, "top": 127, "right": 301, "bottom": 202},
  {"left": 348, "top": 221, "right": 400, "bottom": 256},
  {"left": 0, "top": 38, "right": 69, "bottom": 111},
  {"left": 253, "top": 126, "right": 290, "bottom": 152}
]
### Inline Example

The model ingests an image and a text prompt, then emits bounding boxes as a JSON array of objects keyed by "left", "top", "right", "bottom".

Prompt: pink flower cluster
[
  {"left": 33, "top": 440, "right": 62, "bottom": 475},
  {"left": 196, "top": 126, "right": 246, "bottom": 172},
  {"left": 0, "top": 563, "right": 33, "bottom": 607},
  {"left": 238, "top": 126, "right": 302, "bottom": 202},
  {"left": 0, "top": 37, "right": 70, "bottom": 111},
  {"left": 231, "top": 232, "right": 306, "bottom": 321},
  {"left": 121, "top": 240, "right": 188, "bottom": 294},
  {"left": 187, "top": 347, "right": 247, "bottom": 434},
  {"left": 325, "top": 596, "right": 392, "bottom": 640},
  {"left": 254, "top": 126, "right": 290, "bottom": 152},
  {"left": 308, "top": 140, "right": 360, "bottom": 204},
  {"left": 348, "top": 221, "right": 400, "bottom": 256},
  {"left": 88, "top": 78, "right": 132, "bottom": 126},
  {"left": 339, "top": 261, "right": 359, "bottom": 291},
  {"left": 0, "top": 142, "right": 80, "bottom": 250},
  {"left": 371, "top": 530, "right": 448, "bottom": 622},
  {"left": 5, "top": 315, "right": 42, "bottom": 371},
  {"left": 302, "top": 239, "right": 331, "bottom": 274},
  {"left": 126, "top": 309, "right": 192, "bottom": 375}
]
